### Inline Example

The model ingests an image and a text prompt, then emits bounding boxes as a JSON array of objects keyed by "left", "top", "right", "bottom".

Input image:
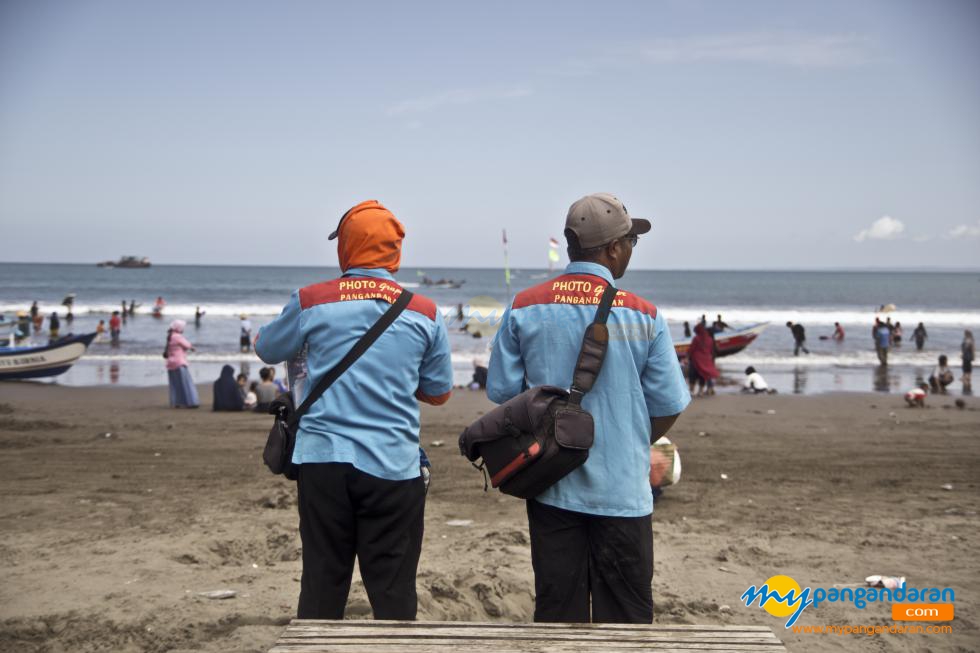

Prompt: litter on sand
[
  {"left": 865, "top": 575, "right": 905, "bottom": 589},
  {"left": 446, "top": 519, "right": 473, "bottom": 527},
  {"left": 720, "top": 473, "right": 729, "bottom": 480},
  {"left": 941, "top": 484, "right": 954, "bottom": 491},
  {"left": 198, "top": 590, "right": 237, "bottom": 600}
]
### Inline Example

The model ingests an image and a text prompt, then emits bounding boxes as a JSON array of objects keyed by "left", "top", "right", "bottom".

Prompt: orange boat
[{"left": 675, "top": 323, "right": 768, "bottom": 359}]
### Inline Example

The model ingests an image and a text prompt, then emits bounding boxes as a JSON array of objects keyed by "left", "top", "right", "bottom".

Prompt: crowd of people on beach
[
  {"left": 160, "top": 311, "right": 286, "bottom": 411},
  {"left": 8, "top": 298, "right": 76, "bottom": 344},
  {"left": 673, "top": 308, "right": 974, "bottom": 399},
  {"left": 211, "top": 363, "right": 286, "bottom": 412},
  {"left": 8, "top": 296, "right": 152, "bottom": 347}
]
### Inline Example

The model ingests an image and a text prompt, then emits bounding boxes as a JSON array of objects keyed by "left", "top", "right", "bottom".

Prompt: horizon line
[{"left": 1, "top": 260, "right": 979, "bottom": 274}]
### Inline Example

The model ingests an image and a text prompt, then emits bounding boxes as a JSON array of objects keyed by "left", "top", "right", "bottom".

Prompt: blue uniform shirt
[
  {"left": 487, "top": 262, "right": 690, "bottom": 517},
  {"left": 875, "top": 325, "right": 891, "bottom": 348},
  {"left": 256, "top": 268, "right": 453, "bottom": 481}
]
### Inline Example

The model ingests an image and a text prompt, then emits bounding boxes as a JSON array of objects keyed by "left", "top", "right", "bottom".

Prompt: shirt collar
[
  {"left": 343, "top": 267, "right": 395, "bottom": 281},
  {"left": 564, "top": 261, "right": 614, "bottom": 284}
]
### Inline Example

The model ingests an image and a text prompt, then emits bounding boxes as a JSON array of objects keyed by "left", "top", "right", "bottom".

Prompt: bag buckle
[{"left": 471, "top": 460, "right": 489, "bottom": 492}]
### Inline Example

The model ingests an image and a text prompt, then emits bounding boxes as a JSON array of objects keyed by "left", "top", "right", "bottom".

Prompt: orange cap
[{"left": 330, "top": 200, "right": 405, "bottom": 273}]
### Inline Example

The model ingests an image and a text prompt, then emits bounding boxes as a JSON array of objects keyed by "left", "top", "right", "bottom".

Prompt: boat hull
[
  {"left": 0, "top": 333, "right": 97, "bottom": 381},
  {"left": 675, "top": 323, "right": 768, "bottom": 359}
]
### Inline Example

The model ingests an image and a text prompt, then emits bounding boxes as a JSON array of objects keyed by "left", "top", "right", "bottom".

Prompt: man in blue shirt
[
  {"left": 256, "top": 200, "right": 453, "bottom": 620},
  {"left": 487, "top": 193, "right": 690, "bottom": 623},
  {"left": 873, "top": 319, "right": 891, "bottom": 365}
]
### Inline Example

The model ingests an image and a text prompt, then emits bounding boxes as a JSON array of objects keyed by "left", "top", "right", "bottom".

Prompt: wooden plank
[
  {"left": 283, "top": 626, "right": 777, "bottom": 636},
  {"left": 276, "top": 638, "right": 782, "bottom": 647},
  {"left": 289, "top": 620, "right": 775, "bottom": 632},
  {"left": 279, "top": 626, "right": 780, "bottom": 641},
  {"left": 280, "top": 631, "right": 778, "bottom": 645},
  {"left": 269, "top": 620, "right": 787, "bottom": 652},
  {"left": 269, "top": 642, "right": 786, "bottom": 653}
]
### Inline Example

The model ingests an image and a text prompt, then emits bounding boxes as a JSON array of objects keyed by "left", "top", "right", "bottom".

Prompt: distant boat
[
  {"left": 420, "top": 277, "right": 465, "bottom": 290},
  {"left": 0, "top": 332, "right": 97, "bottom": 381},
  {"left": 675, "top": 323, "right": 768, "bottom": 359},
  {"left": 97, "top": 256, "right": 151, "bottom": 268}
]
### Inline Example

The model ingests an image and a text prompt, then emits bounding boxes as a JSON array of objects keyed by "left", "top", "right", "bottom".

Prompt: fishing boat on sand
[
  {"left": 0, "top": 332, "right": 97, "bottom": 381},
  {"left": 674, "top": 323, "right": 768, "bottom": 359}
]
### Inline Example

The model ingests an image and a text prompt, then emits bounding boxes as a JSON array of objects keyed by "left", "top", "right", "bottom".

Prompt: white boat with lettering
[{"left": 0, "top": 332, "right": 97, "bottom": 381}]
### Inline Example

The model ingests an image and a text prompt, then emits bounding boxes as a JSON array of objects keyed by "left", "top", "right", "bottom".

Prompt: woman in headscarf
[
  {"left": 962, "top": 330, "right": 975, "bottom": 390},
  {"left": 165, "top": 319, "right": 199, "bottom": 408},
  {"left": 687, "top": 322, "right": 720, "bottom": 397},
  {"left": 213, "top": 364, "right": 244, "bottom": 411}
]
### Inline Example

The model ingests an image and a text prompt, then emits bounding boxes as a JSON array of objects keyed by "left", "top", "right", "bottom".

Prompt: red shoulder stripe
[
  {"left": 616, "top": 290, "right": 657, "bottom": 319},
  {"left": 299, "top": 277, "right": 438, "bottom": 321},
  {"left": 511, "top": 274, "right": 656, "bottom": 318},
  {"left": 406, "top": 294, "right": 438, "bottom": 321}
]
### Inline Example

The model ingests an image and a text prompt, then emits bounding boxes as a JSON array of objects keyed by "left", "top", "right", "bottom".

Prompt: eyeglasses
[{"left": 624, "top": 234, "right": 639, "bottom": 247}]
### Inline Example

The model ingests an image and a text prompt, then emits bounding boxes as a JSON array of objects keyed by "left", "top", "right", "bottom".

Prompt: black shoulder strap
[
  {"left": 288, "top": 289, "right": 414, "bottom": 427},
  {"left": 568, "top": 284, "right": 618, "bottom": 405}
]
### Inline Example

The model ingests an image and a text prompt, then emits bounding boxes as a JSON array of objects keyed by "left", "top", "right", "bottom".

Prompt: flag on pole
[{"left": 548, "top": 236, "right": 560, "bottom": 267}]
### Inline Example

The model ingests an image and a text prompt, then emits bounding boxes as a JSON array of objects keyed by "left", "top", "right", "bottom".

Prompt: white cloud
[
  {"left": 854, "top": 216, "right": 905, "bottom": 242},
  {"left": 387, "top": 85, "right": 532, "bottom": 116},
  {"left": 633, "top": 32, "right": 874, "bottom": 68},
  {"left": 946, "top": 221, "right": 980, "bottom": 239}
]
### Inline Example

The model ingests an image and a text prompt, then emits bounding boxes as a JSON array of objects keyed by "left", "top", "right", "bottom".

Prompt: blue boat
[{"left": 0, "top": 332, "right": 97, "bottom": 381}]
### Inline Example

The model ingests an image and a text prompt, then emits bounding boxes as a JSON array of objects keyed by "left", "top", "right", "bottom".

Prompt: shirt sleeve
[
  {"left": 255, "top": 291, "right": 304, "bottom": 364},
  {"left": 418, "top": 314, "right": 453, "bottom": 397},
  {"left": 486, "top": 305, "right": 525, "bottom": 404},
  {"left": 641, "top": 313, "right": 691, "bottom": 417}
]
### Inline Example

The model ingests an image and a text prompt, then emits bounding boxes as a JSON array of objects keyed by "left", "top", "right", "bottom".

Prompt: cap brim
[
  {"left": 630, "top": 218, "right": 652, "bottom": 235},
  {"left": 328, "top": 229, "right": 339, "bottom": 240}
]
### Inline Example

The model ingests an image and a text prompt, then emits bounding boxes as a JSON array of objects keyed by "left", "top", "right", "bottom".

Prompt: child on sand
[
  {"left": 244, "top": 381, "right": 258, "bottom": 410},
  {"left": 929, "top": 355, "right": 954, "bottom": 394},
  {"left": 742, "top": 366, "right": 777, "bottom": 394},
  {"left": 904, "top": 383, "right": 929, "bottom": 408}
]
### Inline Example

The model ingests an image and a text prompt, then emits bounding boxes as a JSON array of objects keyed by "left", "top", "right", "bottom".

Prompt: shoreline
[
  {"left": 30, "top": 356, "right": 977, "bottom": 397},
  {"left": 0, "top": 385, "right": 977, "bottom": 652}
]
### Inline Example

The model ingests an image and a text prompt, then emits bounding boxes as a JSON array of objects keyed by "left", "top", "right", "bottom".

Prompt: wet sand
[{"left": 0, "top": 384, "right": 977, "bottom": 652}]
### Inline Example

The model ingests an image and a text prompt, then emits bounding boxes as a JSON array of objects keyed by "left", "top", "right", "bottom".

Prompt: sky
[{"left": 0, "top": 0, "right": 978, "bottom": 270}]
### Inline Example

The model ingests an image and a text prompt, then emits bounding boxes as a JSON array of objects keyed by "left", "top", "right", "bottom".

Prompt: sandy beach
[{"left": 0, "top": 383, "right": 977, "bottom": 652}]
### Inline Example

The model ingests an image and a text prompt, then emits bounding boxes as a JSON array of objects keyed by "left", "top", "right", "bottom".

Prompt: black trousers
[
  {"left": 526, "top": 499, "right": 653, "bottom": 624},
  {"left": 296, "top": 462, "right": 425, "bottom": 620}
]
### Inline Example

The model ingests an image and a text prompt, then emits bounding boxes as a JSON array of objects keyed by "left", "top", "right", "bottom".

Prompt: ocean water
[{"left": 1, "top": 263, "right": 977, "bottom": 395}]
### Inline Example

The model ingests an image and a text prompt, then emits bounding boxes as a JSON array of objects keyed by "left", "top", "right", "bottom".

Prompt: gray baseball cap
[{"left": 564, "top": 193, "right": 651, "bottom": 249}]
